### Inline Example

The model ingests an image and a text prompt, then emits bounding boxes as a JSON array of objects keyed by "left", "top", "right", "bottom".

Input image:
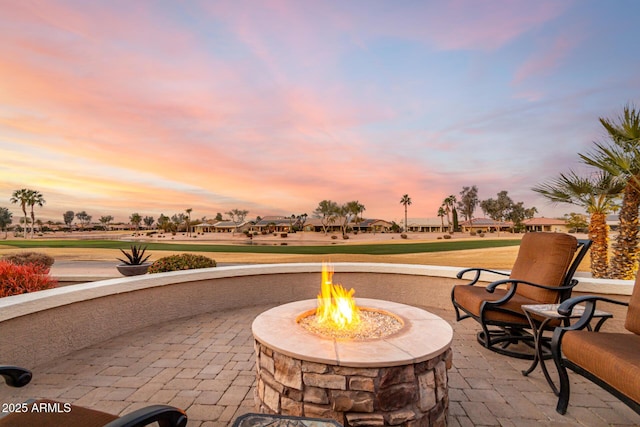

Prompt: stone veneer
[
  {"left": 252, "top": 299, "right": 453, "bottom": 427},
  {"left": 255, "top": 341, "right": 452, "bottom": 426}
]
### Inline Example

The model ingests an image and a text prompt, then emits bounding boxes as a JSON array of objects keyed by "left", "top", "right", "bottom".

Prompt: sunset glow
[{"left": 1, "top": 1, "right": 639, "bottom": 223}]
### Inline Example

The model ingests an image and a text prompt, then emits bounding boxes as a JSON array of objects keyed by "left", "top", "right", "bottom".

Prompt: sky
[{"left": 1, "top": 0, "right": 640, "bottom": 225}]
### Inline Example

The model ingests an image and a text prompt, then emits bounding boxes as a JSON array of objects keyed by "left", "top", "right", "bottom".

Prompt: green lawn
[{"left": 0, "top": 239, "right": 522, "bottom": 255}]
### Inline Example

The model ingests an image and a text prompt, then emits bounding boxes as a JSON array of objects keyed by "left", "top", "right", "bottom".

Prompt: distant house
[
  {"left": 193, "top": 220, "right": 218, "bottom": 233},
  {"left": 459, "top": 218, "right": 512, "bottom": 233},
  {"left": 353, "top": 219, "right": 393, "bottom": 233},
  {"left": 405, "top": 218, "right": 445, "bottom": 232},
  {"left": 522, "top": 217, "right": 569, "bottom": 233},
  {"left": 304, "top": 217, "right": 344, "bottom": 233},
  {"left": 194, "top": 220, "right": 252, "bottom": 233},
  {"left": 252, "top": 216, "right": 298, "bottom": 233}
]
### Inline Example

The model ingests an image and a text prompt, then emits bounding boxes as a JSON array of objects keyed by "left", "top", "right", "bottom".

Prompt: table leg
[{"left": 521, "top": 311, "right": 541, "bottom": 376}]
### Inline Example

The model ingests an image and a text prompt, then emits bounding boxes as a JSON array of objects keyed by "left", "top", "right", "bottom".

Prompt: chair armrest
[
  {"left": 103, "top": 404, "right": 187, "bottom": 427},
  {"left": 558, "top": 295, "right": 629, "bottom": 315},
  {"left": 0, "top": 366, "right": 32, "bottom": 388},
  {"left": 481, "top": 278, "right": 578, "bottom": 308},
  {"left": 557, "top": 295, "right": 629, "bottom": 331},
  {"left": 456, "top": 267, "right": 509, "bottom": 285}
]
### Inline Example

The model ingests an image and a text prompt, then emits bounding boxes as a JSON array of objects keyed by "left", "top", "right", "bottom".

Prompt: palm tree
[
  {"left": 10, "top": 189, "right": 33, "bottom": 238},
  {"left": 400, "top": 194, "right": 411, "bottom": 232},
  {"left": 580, "top": 104, "right": 640, "bottom": 279},
  {"left": 533, "top": 170, "right": 623, "bottom": 278},
  {"left": 130, "top": 213, "right": 142, "bottom": 233},
  {"left": 185, "top": 208, "right": 193, "bottom": 237},
  {"left": 442, "top": 195, "right": 457, "bottom": 232},
  {"left": 27, "top": 190, "right": 45, "bottom": 238},
  {"left": 437, "top": 206, "right": 446, "bottom": 232}
]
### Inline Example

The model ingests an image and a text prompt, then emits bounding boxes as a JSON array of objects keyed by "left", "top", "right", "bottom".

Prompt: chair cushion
[
  {"left": 0, "top": 400, "right": 118, "bottom": 427},
  {"left": 510, "top": 232, "right": 577, "bottom": 303},
  {"left": 453, "top": 285, "right": 542, "bottom": 325},
  {"left": 625, "top": 272, "right": 640, "bottom": 334},
  {"left": 562, "top": 331, "right": 640, "bottom": 404}
]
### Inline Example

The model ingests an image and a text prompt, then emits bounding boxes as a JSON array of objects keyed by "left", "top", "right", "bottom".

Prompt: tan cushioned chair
[
  {"left": 552, "top": 272, "right": 640, "bottom": 415},
  {"left": 452, "top": 232, "right": 590, "bottom": 359}
]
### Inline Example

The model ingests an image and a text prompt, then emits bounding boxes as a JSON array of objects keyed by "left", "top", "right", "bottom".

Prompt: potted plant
[{"left": 116, "top": 245, "right": 152, "bottom": 276}]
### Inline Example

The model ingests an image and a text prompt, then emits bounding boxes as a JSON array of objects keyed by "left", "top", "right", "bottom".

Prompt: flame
[{"left": 316, "top": 262, "right": 360, "bottom": 329}]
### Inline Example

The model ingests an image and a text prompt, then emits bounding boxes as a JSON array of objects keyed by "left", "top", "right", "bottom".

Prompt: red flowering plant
[{"left": 0, "top": 260, "right": 57, "bottom": 298}]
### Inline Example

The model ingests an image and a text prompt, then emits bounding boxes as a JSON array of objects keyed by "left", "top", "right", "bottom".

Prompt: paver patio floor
[{"left": 2, "top": 304, "right": 639, "bottom": 426}]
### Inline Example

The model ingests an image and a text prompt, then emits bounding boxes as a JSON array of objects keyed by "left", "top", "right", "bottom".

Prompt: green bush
[
  {"left": 1, "top": 252, "right": 55, "bottom": 270},
  {"left": 148, "top": 253, "right": 216, "bottom": 273}
]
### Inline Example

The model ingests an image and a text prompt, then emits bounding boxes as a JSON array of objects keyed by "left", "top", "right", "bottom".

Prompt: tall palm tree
[
  {"left": 437, "top": 206, "right": 446, "bottom": 232},
  {"left": 580, "top": 104, "right": 640, "bottom": 279},
  {"left": 533, "top": 170, "right": 623, "bottom": 278},
  {"left": 27, "top": 190, "right": 45, "bottom": 238},
  {"left": 442, "top": 195, "right": 457, "bottom": 232},
  {"left": 185, "top": 208, "right": 193, "bottom": 237},
  {"left": 10, "top": 188, "right": 33, "bottom": 238},
  {"left": 400, "top": 194, "right": 411, "bottom": 232}
]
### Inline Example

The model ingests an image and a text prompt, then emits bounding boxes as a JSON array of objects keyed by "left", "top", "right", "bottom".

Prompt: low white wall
[{"left": 0, "top": 263, "right": 633, "bottom": 369}]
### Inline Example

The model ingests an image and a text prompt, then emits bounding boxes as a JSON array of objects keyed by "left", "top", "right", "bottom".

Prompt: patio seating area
[{"left": 2, "top": 302, "right": 639, "bottom": 426}]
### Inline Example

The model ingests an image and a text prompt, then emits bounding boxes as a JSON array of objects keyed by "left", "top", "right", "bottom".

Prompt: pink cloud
[{"left": 513, "top": 34, "right": 580, "bottom": 86}]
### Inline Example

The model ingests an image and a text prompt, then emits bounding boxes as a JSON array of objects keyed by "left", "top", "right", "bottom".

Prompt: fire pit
[{"left": 252, "top": 265, "right": 453, "bottom": 426}]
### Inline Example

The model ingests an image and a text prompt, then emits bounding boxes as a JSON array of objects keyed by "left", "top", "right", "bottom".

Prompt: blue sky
[{"left": 1, "top": 0, "right": 639, "bottom": 224}]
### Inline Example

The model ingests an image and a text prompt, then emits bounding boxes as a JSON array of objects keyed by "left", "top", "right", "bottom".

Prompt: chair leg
[{"left": 552, "top": 330, "right": 571, "bottom": 414}]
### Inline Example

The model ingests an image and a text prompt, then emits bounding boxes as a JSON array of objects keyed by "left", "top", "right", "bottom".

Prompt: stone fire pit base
[
  {"left": 255, "top": 342, "right": 452, "bottom": 426},
  {"left": 252, "top": 299, "right": 453, "bottom": 427}
]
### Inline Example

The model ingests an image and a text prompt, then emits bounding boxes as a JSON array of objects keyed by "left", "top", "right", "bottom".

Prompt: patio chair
[
  {"left": 0, "top": 365, "right": 187, "bottom": 427},
  {"left": 451, "top": 232, "right": 591, "bottom": 359},
  {"left": 551, "top": 273, "right": 640, "bottom": 415}
]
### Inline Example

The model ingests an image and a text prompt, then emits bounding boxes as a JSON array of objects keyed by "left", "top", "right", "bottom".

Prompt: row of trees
[
  {"left": 534, "top": 104, "right": 640, "bottom": 279},
  {"left": 8, "top": 189, "right": 45, "bottom": 239},
  {"left": 412, "top": 188, "right": 536, "bottom": 234},
  {"left": 313, "top": 200, "right": 366, "bottom": 235}
]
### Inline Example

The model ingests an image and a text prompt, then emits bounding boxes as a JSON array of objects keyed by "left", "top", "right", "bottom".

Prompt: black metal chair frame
[
  {"left": 551, "top": 295, "right": 640, "bottom": 416},
  {"left": 0, "top": 366, "right": 187, "bottom": 427},
  {"left": 452, "top": 238, "right": 591, "bottom": 359}
]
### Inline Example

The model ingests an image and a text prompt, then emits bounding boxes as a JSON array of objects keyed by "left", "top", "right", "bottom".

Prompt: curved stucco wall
[{"left": 0, "top": 263, "right": 633, "bottom": 368}]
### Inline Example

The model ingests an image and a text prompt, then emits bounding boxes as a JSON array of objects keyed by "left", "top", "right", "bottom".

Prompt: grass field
[
  {"left": 0, "top": 237, "right": 591, "bottom": 272},
  {"left": 0, "top": 238, "right": 522, "bottom": 255}
]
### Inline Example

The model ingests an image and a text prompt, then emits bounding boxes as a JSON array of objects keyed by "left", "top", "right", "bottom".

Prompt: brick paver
[{"left": 2, "top": 304, "right": 639, "bottom": 426}]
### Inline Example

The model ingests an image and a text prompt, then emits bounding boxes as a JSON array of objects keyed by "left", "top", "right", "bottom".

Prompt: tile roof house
[
  {"left": 405, "top": 218, "right": 445, "bottom": 232},
  {"left": 522, "top": 217, "right": 569, "bottom": 233},
  {"left": 459, "top": 218, "right": 513, "bottom": 233}
]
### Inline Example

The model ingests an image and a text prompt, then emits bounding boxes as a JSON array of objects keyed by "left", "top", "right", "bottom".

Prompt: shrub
[
  {"left": 331, "top": 235, "right": 338, "bottom": 240},
  {"left": 1, "top": 252, "right": 55, "bottom": 270},
  {"left": 443, "top": 234, "right": 452, "bottom": 239},
  {"left": 148, "top": 254, "right": 216, "bottom": 273},
  {"left": 400, "top": 233, "right": 408, "bottom": 239},
  {"left": 0, "top": 261, "right": 57, "bottom": 297}
]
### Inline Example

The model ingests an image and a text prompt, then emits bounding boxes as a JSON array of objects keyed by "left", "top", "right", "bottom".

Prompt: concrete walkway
[{"left": 2, "top": 304, "right": 639, "bottom": 427}]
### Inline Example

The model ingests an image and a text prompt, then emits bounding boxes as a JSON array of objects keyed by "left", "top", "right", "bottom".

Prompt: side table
[{"left": 521, "top": 303, "right": 612, "bottom": 395}]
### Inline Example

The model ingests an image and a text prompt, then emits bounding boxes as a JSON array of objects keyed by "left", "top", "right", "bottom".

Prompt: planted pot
[{"left": 116, "top": 263, "right": 151, "bottom": 276}]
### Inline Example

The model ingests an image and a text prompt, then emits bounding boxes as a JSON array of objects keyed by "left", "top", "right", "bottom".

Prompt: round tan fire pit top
[{"left": 252, "top": 298, "right": 453, "bottom": 368}]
